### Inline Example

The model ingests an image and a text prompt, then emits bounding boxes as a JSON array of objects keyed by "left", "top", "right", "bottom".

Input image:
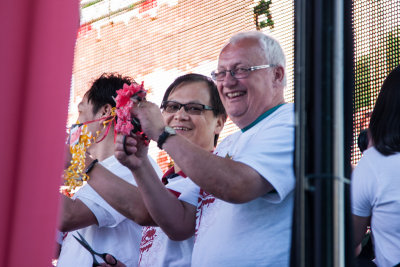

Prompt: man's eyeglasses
[
  {"left": 161, "top": 100, "right": 213, "bottom": 115},
  {"left": 211, "top": 64, "right": 276, "bottom": 81}
]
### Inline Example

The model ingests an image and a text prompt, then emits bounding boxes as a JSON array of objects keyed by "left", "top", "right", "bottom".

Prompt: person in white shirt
[
  {"left": 352, "top": 66, "right": 400, "bottom": 267},
  {"left": 57, "top": 73, "right": 161, "bottom": 267}
]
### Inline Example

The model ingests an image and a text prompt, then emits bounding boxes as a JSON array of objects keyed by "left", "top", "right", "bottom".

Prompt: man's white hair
[{"left": 228, "top": 31, "right": 286, "bottom": 86}]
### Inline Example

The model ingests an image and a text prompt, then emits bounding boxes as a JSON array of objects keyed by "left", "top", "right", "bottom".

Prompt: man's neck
[
  {"left": 239, "top": 102, "right": 286, "bottom": 132},
  {"left": 87, "top": 131, "right": 115, "bottom": 161}
]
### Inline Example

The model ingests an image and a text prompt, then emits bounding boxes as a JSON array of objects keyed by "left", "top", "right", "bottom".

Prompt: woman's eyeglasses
[{"left": 161, "top": 100, "right": 213, "bottom": 115}]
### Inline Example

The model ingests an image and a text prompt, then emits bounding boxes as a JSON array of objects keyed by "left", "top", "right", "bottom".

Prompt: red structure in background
[
  {"left": 0, "top": 1, "right": 79, "bottom": 265},
  {"left": 156, "top": 150, "right": 174, "bottom": 173},
  {"left": 77, "top": 24, "right": 93, "bottom": 38},
  {"left": 139, "top": 0, "right": 157, "bottom": 13}
]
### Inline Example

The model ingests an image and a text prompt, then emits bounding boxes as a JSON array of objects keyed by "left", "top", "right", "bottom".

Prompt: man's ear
[
  {"left": 274, "top": 65, "right": 285, "bottom": 84},
  {"left": 97, "top": 104, "right": 113, "bottom": 123},
  {"left": 103, "top": 104, "right": 113, "bottom": 116}
]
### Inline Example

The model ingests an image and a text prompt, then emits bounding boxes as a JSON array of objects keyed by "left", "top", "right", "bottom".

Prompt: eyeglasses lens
[{"left": 164, "top": 102, "right": 204, "bottom": 115}]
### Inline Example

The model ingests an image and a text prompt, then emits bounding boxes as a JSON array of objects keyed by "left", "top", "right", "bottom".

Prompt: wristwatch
[{"left": 157, "top": 126, "right": 176, "bottom": 149}]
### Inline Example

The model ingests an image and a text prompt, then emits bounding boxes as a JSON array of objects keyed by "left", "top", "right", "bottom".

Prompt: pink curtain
[{"left": 0, "top": 1, "right": 78, "bottom": 265}]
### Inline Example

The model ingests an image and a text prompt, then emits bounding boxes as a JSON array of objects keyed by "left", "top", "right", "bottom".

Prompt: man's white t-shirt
[
  {"left": 138, "top": 169, "right": 198, "bottom": 267},
  {"left": 352, "top": 147, "right": 400, "bottom": 267},
  {"left": 57, "top": 155, "right": 162, "bottom": 267},
  {"left": 180, "top": 103, "right": 295, "bottom": 267}
]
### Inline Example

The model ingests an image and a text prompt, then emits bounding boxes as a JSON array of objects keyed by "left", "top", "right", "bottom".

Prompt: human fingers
[
  {"left": 105, "top": 254, "right": 126, "bottom": 267},
  {"left": 122, "top": 135, "right": 133, "bottom": 155},
  {"left": 115, "top": 134, "right": 125, "bottom": 147},
  {"left": 115, "top": 135, "right": 138, "bottom": 161},
  {"left": 115, "top": 135, "right": 137, "bottom": 151},
  {"left": 133, "top": 101, "right": 165, "bottom": 140}
]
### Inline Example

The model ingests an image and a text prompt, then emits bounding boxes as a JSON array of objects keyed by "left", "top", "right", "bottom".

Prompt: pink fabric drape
[{"left": 0, "top": 1, "right": 79, "bottom": 265}]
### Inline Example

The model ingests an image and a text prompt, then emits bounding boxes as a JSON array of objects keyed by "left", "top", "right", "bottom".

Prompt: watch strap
[{"left": 157, "top": 127, "right": 176, "bottom": 149}]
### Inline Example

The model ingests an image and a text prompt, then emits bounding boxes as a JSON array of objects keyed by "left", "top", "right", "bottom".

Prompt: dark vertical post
[{"left": 292, "top": 0, "right": 354, "bottom": 266}]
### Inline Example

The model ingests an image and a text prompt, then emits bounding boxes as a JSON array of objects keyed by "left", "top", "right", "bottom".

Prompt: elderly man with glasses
[
  {"left": 120, "top": 31, "right": 295, "bottom": 267},
  {"left": 94, "top": 31, "right": 294, "bottom": 267}
]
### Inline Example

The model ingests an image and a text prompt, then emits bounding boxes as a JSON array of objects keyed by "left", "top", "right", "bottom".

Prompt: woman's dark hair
[
  {"left": 369, "top": 65, "right": 400, "bottom": 155},
  {"left": 357, "top": 129, "right": 369, "bottom": 153},
  {"left": 162, "top": 73, "right": 227, "bottom": 146},
  {"left": 85, "top": 73, "right": 135, "bottom": 114}
]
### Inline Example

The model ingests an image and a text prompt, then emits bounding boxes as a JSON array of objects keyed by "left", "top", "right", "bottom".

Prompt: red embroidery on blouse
[
  {"left": 139, "top": 226, "right": 157, "bottom": 264},
  {"left": 195, "top": 189, "right": 215, "bottom": 240}
]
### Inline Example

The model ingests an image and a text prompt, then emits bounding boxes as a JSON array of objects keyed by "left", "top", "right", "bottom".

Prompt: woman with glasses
[{"left": 92, "top": 73, "right": 226, "bottom": 267}]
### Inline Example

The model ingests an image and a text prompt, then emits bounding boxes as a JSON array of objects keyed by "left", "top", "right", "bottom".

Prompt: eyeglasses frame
[
  {"left": 211, "top": 64, "right": 277, "bottom": 81},
  {"left": 161, "top": 100, "right": 213, "bottom": 115}
]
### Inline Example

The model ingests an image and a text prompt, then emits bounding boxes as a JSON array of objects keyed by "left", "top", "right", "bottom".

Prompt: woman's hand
[{"left": 132, "top": 101, "right": 165, "bottom": 141}]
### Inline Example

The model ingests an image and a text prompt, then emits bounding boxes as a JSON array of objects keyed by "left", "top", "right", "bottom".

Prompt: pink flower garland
[{"left": 114, "top": 82, "right": 148, "bottom": 144}]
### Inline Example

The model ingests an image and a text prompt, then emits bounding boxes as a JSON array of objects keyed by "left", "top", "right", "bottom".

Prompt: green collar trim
[{"left": 241, "top": 103, "right": 285, "bottom": 133}]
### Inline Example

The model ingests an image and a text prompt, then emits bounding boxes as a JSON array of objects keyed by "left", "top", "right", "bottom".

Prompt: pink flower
[{"left": 114, "top": 82, "right": 147, "bottom": 136}]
